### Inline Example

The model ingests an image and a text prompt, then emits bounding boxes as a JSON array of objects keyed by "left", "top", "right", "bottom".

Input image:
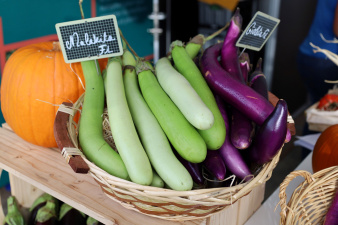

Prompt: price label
[
  {"left": 55, "top": 15, "right": 123, "bottom": 63},
  {"left": 236, "top": 11, "right": 280, "bottom": 51}
]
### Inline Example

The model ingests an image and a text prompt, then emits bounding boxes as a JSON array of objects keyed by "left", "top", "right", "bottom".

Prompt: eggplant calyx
[
  {"left": 59, "top": 203, "right": 86, "bottom": 221},
  {"left": 29, "top": 193, "right": 56, "bottom": 212},
  {"left": 35, "top": 200, "right": 57, "bottom": 223},
  {"left": 4, "top": 196, "right": 25, "bottom": 225}
]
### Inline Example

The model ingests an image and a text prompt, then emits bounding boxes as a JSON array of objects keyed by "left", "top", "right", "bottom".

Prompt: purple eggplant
[
  {"left": 249, "top": 59, "right": 292, "bottom": 143},
  {"left": 324, "top": 190, "right": 338, "bottom": 225},
  {"left": 227, "top": 51, "right": 255, "bottom": 150},
  {"left": 220, "top": 8, "right": 244, "bottom": 83},
  {"left": 59, "top": 203, "right": 86, "bottom": 225},
  {"left": 28, "top": 194, "right": 59, "bottom": 225},
  {"left": 203, "top": 150, "right": 226, "bottom": 180},
  {"left": 249, "top": 99, "right": 288, "bottom": 164},
  {"left": 230, "top": 52, "right": 255, "bottom": 149},
  {"left": 200, "top": 42, "right": 275, "bottom": 127},
  {"left": 219, "top": 9, "right": 255, "bottom": 150},
  {"left": 174, "top": 151, "right": 204, "bottom": 186},
  {"left": 230, "top": 109, "right": 255, "bottom": 150},
  {"left": 215, "top": 95, "right": 252, "bottom": 181},
  {"left": 249, "top": 58, "right": 269, "bottom": 100}
]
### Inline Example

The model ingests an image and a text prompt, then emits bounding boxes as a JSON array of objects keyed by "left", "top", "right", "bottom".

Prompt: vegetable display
[
  {"left": 64, "top": 8, "right": 290, "bottom": 191},
  {"left": 1, "top": 8, "right": 292, "bottom": 195}
]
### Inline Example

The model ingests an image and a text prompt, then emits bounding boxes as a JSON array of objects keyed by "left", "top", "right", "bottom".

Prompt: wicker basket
[
  {"left": 279, "top": 166, "right": 338, "bottom": 225},
  {"left": 53, "top": 93, "right": 293, "bottom": 221}
]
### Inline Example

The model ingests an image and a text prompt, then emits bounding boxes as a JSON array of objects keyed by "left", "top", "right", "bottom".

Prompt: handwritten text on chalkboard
[
  {"left": 236, "top": 11, "right": 280, "bottom": 51},
  {"left": 56, "top": 15, "right": 123, "bottom": 63}
]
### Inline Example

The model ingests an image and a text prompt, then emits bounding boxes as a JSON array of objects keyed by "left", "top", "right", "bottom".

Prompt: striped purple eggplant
[
  {"left": 249, "top": 99, "right": 288, "bottom": 164},
  {"left": 215, "top": 95, "right": 252, "bottom": 181}
]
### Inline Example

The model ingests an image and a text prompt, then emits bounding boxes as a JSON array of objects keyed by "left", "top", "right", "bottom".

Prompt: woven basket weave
[
  {"left": 279, "top": 166, "right": 338, "bottom": 225},
  {"left": 54, "top": 93, "right": 291, "bottom": 221}
]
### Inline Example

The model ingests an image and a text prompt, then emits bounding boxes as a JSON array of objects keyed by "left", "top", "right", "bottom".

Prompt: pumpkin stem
[{"left": 53, "top": 42, "right": 61, "bottom": 51}]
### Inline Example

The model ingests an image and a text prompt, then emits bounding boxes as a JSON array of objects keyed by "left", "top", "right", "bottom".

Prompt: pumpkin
[
  {"left": 312, "top": 124, "right": 338, "bottom": 173},
  {"left": 0, "top": 42, "right": 107, "bottom": 148}
]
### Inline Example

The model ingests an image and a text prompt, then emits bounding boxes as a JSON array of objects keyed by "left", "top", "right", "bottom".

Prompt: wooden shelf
[{"left": 0, "top": 124, "right": 264, "bottom": 225}]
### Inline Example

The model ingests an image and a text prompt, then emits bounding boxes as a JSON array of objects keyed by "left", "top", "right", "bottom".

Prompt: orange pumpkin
[
  {"left": 0, "top": 42, "right": 107, "bottom": 147},
  {"left": 312, "top": 124, "right": 338, "bottom": 173}
]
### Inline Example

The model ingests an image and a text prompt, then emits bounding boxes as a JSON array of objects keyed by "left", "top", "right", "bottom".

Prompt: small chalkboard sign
[
  {"left": 236, "top": 11, "right": 280, "bottom": 51},
  {"left": 55, "top": 15, "right": 123, "bottom": 63}
]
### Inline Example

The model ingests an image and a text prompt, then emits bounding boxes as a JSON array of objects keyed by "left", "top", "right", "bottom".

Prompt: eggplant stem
[
  {"left": 205, "top": 22, "right": 230, "bottom": 41},
  {"left": 79, "top": 0, "right": 85, "bottom": 19}
]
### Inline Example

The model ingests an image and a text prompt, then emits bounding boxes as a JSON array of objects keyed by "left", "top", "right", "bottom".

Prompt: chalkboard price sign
[
  {"left": 236, "top": 11, "right": 280, "bottom": 51},
  {"left": 55, "top": 15, "right": 123, "bottom": 63}
]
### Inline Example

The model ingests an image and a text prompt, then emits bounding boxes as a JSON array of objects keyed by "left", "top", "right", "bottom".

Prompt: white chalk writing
[
  {"left": 245, "top": 22, "right": 270, "bottom": 39},
  {"left": 65, "top": 32, "right": 116, "bottom": 54}
]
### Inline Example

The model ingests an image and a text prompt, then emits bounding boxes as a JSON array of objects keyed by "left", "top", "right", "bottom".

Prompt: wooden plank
[
  {"left": 0, "top": 127, "right": 205, "bottom": 225},
  {"left": 8, "top": 174, "right": 44, "bottom": 208}
]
